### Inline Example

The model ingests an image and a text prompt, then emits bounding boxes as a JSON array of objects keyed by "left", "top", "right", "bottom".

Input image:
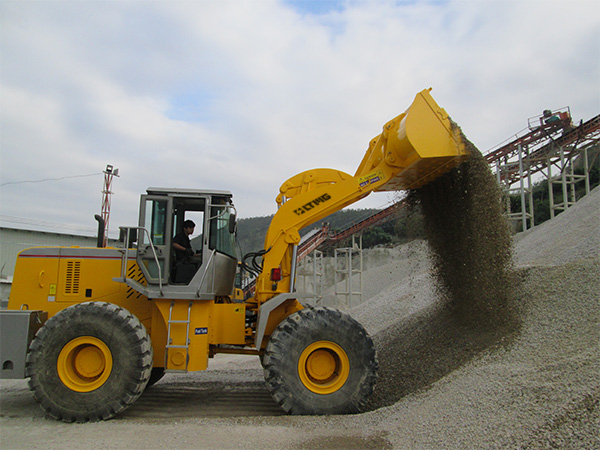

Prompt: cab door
[{"left": 138, "top": 195, "right": 173, "bottom": 285}]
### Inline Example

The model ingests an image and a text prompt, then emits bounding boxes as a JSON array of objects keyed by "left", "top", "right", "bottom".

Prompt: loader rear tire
[
  {"left": 263, "top": 306, "right": 377, "bottom": 415},
  {"left": 26, "top": 302, "right": 153, "bottom": 422}
]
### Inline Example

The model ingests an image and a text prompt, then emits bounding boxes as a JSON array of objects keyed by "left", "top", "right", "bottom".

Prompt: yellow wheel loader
[{"left": 0, "top": 89, "right": 468, "bottom": 422}]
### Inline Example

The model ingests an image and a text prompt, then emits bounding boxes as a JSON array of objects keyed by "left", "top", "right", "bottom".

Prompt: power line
[{"left": 0, "top": 172, "right": 102, "bottom": 187}]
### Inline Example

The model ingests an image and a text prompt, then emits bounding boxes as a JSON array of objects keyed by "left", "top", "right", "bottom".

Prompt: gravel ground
[
  {"left": 352, "top": 185, "right": 600, "bottom": 448},
  {"left": 1, "top": 187, "right": 598, "bottom": 449}
]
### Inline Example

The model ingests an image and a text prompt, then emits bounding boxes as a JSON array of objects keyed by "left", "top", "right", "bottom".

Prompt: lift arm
[{"left": 252, "top": 89, "right": 468, "bottom": 307}]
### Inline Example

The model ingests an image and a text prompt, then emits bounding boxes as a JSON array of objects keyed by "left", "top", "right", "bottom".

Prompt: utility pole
[{"left": 101, "top": 164, "right": 119, "bottom": 247}]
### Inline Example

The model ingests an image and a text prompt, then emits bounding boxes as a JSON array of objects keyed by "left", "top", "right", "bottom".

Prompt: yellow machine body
[
  {"left": 2, "top": 89, "right": 470, "bottom": 422},
  {"left": 6, "top": 88, "right": 467, "bottom": 364},
  {"left": 7, "top": 247, "right": 247, "bottom": 371},
  {"left": 7, "top": 248, "right": 150, "bottom": 321}
]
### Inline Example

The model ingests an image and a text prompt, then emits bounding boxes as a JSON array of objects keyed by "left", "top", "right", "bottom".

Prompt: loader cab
[{"left": 136, "top": 188, "right": 238, "bottom": 299}]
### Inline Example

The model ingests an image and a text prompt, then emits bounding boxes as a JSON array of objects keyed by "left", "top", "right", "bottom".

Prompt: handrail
[{"left": 118, "top": 226, "right": 164, "bottom": 296}]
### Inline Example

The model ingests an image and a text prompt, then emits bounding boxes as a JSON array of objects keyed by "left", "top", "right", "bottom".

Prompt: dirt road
[{"left": 1, "top": 354, "right": 391, "bottom": 450}]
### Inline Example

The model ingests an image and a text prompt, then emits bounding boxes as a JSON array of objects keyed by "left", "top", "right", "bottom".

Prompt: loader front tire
[
  {"left": 263, "top": 306, "right": 377, "bottom": 415},
  {"left": 26, "top": 302, "right": 153, "bottom": 422}
]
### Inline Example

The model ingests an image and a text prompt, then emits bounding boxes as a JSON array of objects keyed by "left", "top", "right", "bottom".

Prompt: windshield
[{"left": 209, "top": 202, "right": 237, "bottom": 259}]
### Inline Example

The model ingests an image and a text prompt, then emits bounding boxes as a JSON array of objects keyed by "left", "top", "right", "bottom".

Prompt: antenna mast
[{"left": 101, "top": 164, "right": 119, "bottom": 247}]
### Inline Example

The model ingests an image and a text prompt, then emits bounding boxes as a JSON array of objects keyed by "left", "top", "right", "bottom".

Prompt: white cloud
[{"left": 1, "top": 0, "right": 598, "bottom": 238}]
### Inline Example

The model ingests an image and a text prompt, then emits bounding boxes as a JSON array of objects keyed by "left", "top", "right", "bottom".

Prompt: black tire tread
[
  {"left": 263, "top": 306, "right": 377, "bottom": 415},
  {"left": 26, "top": 302, "right": 153, "bottom": 422}
]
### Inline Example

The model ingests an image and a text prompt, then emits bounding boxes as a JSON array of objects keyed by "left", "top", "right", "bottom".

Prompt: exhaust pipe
[{"left": 94, "top": 215, "right": 105, "bottom": 248}]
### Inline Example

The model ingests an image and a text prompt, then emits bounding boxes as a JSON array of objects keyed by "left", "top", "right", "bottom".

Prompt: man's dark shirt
[{"left": 173, "top": 232, "right": 191, "bottom": 262}]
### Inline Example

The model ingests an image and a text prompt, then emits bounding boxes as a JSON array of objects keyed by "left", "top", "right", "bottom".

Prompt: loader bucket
[{"left": 356, "top": 89, "right": 469, "bottom": 191}]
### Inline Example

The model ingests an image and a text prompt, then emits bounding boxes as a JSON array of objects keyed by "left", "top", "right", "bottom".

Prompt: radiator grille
[{"left": 65, "top": 261, "right": 81, "bottom": 294}]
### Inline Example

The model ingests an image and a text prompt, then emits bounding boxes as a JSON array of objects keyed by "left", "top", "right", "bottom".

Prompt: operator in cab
[{"left": 173, "top": 219, "right": 196, "bottom": 262}]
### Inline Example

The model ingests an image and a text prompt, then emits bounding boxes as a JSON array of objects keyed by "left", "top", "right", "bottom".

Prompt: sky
[{"left": 1, "top": 0, "right": 598, "bottom": 238}]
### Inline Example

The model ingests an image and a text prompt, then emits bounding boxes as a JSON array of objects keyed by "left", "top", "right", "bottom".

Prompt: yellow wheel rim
[
  {"left": 57, "top": 336, "right": 113, "bottom": 392},
  {"left": 298, "top": 341, "right": 350, "bottom": 394}
]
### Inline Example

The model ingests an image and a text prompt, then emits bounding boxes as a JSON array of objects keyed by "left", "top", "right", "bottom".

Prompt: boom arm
[{"left": 253, "top": 89, "right": 468, "bottom": 306}]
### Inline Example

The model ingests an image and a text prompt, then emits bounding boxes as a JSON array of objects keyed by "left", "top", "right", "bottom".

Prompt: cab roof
[{"left": 146, "top": 187, "right": 233, "bottom": 198}]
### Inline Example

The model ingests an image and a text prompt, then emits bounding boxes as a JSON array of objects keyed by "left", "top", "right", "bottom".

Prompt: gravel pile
[
  {"left": 514, "top": 184, "right": 600, "bottom": 267},
  {"left": 354, "top": 256, "right": 599, "bottom": 449},
  {"left": 317, "top": 239, "right": 433, "bottom": 312},
  {"left": 345, "top": 185, "right": 599, "bottom": 448}
]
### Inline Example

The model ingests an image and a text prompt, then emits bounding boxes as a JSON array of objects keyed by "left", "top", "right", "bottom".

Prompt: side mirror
[{"left": 229, "top": 214, "right": 237, "bottom": 234}]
